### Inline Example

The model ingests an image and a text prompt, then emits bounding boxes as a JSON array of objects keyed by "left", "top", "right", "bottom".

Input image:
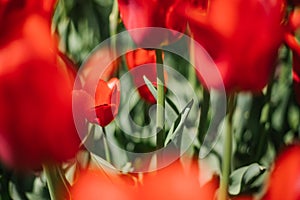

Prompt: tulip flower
[
  {"left": 71, "top": 169, "right": 135, "bottom": 200},
  {"left": 140, "top": 160, "right": 218, "bottom": 200},
  {"left": 75, "top": 77, "right": 120, "bottom": 127},
  {"left": 118, "top": 0, "right": 187, "bottom": 46},
  {"left": 126, "top": 49, "right": 163, "bottom": 104},
  {"left": 0, "top": 56, "right": 80, "bottom": 169},
  {"left": 0, "top": 27, "right": 80, "bottom": 169},
  {"left": 86, "top": 78, "right": 120, "bottom": 127},
  {"left": 263, "top": 145, "right": 300, "bottom": 200},
  {"left": 0, "top": 2, "right": 80, "bottom": 170},
  {"left": 184, "top": 0, "right": 286, "bottom": 92},
  {"left": 288, "top": 7, "right": 300, "bottom": 32},
  {"left": 76, "top": 48, "right": 120, "bottom": 127}
]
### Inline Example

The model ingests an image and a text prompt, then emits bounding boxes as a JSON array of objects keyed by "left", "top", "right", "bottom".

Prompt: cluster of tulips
[{"left": 0, "top": 0, "right": 300, "bottom": 199}]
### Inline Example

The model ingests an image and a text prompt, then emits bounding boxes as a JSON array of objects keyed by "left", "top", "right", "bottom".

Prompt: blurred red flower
[
  {"left": 126, "top": 49, "right": 166, "bottom": 104},
  {"left": 140, "top": 160, "right": 218, "bottom": 200},
  {"left": 184, "top": 0, "right": 285, "bottom": 92},
  {"left": 71, "top": 169, "right": 135, "bottom": 200},
  {"left": 118, "top": 0, "right": 186, "bottom": 46},
  {"left": 288, "top": 7, "right": 300, "bottom": 32},
  {"left": 0, "top": 1, "right": 80, "bottom": 170},
  {"left": 263, "top": 144, "right": 300, "bottom": 200},
  {"left": 0, "top": 16, "right": 80, "bottom": 169}
]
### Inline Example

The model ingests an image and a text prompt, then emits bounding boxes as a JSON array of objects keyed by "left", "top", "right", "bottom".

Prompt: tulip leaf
[
  {"left": 241, "top": 163, "right": 267, "bottom": 189},
  {"left": 26, "top": 177, "right": 50, "bottom": 200},
  {"left": 143, "top": 75, "right": 158, "bottom": 98},
  {"left": 229, "top": 163, "right": 266, "bottom": 195},
  {"left": 90, "top": 152, "right": 117, "bottom": 171},
  {"left": 42, "top": 165, "right": 71, "bottom": 200},
  {"left": 164, "top": 99, "right": 194, "bottom": 147}
]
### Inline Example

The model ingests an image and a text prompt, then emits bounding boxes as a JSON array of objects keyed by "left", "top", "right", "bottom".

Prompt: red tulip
[
  {"left": 76, "top": 77, "right": 120, "bottom": 127},
  {"left": 184, "top": 0, "right": 286, "bottom": 92},
  {"left": 140, "top": 160, "right": 218, "bottom": 200},
  {"left": 126, "top": 49, "right": 165, "bottom": 104},
  {"left": 71, "top": 169, "right": 135, "bottom": 200},
  {"left": 87, "top": 78, "right": 120, "bottom": 127},
  {"left": 118, "top": 0, "right": 187, "bottom": 46},
  {"left": 263, "top": 144, "right": 300, "bottom": 200},
  {"left": 0, "top": 13, "right": 80, "bottom": 169},
  {"left": 0, "top": 1, "right": 80, "bottom": 169}
]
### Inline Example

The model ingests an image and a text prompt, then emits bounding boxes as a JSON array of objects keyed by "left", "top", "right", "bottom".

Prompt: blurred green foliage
[{"left": 53, "top": 0, "right": 115, "bottom": 64}]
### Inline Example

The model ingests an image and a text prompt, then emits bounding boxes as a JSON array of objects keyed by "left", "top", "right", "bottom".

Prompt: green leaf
[
  {"left": 90, "top": 153, "right": 133, "bottom": 176},
  {"left": 43, "top": 165, "right": 70, "bottom": 200},
  {"left": 164, "top": 99, "right": 194, "bottom": 147},
  {"left": 90, "top": 153, "right": 117, "bottom": 171},
  {"left": 143, "top": 75, "right": 158, "bottom": 99},
  {"left": 229, "top": 163, "right": 266, "bottom": 195},
  {"left": 242, "top": 164, "right": 266, "bottom": 185},
  {"left": 26, "top": 177, "right": 50, "bottom": 200}
]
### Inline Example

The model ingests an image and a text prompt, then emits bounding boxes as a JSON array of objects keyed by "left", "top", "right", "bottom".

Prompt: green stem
[
  {"left": 188, "top": 32, "right": 197, "bottom": 89},
  {"left": 198, "top": 89, "right": 210, "bottom": 144},
  {"left": 102, "top": 127, "right": 111, "bottom": 163},
  {"left": 155, "top": 49, "right": 165, "bottom": 149},
  {"left": 218, "top": 94, "right": 236, "bottom": 200},
  {"left": 43, "top": 165, "right": 70, "bottom": 200},
  {"left": 109, "top": 0, "right": 119, "bottom": 54}
]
